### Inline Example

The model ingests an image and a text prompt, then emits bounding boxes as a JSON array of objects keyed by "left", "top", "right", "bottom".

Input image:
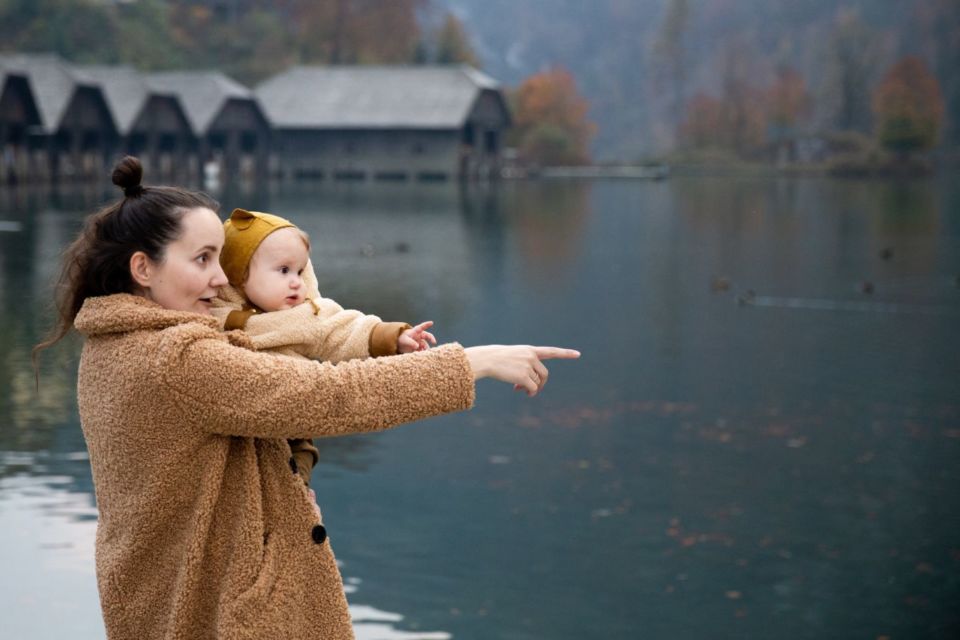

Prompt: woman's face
[{"left": 137, "top": 207, "right": 228, "bottom": 314}]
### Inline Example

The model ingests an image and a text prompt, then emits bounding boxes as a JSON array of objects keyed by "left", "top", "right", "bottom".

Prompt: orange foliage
[
  {"left": 680, "top": 93, "right": 725, "bottom": 147},
  {"left": 680, "top": 89, "right": 766, "bottom": 152},
  {"left": 767, "top": 67, "right": 810, "bottom": 130},
  {"left": 267, "top": 0, "right": 424, "bottom": 64},
  {"left": 721, "top": 84, "right": 767, "bottom": 153},
  {"left": 873, "top": 55, "right": 945, "bottom": 155},
  {"left": 511, "top": 66, "right": 596, "bottom": 165},
  {"left": 347, "top": 0, "right": 425, "bottom": 63}
]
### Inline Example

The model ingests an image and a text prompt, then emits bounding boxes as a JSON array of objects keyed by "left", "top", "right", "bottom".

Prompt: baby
[{"left": 211, "top": 208, "right": 436, "bottom": 487}]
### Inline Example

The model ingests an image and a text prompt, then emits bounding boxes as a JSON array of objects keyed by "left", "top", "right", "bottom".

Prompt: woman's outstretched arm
[{"left": 154, "top": 332, "right": 577, "bottom": 440}]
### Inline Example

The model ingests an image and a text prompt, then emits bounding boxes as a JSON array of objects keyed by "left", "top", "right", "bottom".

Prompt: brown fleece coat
[
  {"left": 74, "top": 293, "right": 474, "bottom": 640},
  {"left": 209, "top": 261, "right": 411, "bottom": 484}
]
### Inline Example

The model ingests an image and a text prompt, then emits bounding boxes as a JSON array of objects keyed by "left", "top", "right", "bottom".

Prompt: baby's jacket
[{"left": 210, "top": 260, "right": 411, "bottom": 485}]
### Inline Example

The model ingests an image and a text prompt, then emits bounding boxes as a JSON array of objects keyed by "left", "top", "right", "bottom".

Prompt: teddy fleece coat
[
  {"left": 209, "top": 267, "right": 412, "bottom": 484},
  {"left": 74, "top": 293, "right": 475, "bottom": 640}
]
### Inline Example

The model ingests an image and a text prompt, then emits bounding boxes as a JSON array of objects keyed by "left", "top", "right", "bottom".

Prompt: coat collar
[{"left": 74, "top": 293, "right": 221, "bottom": 336}]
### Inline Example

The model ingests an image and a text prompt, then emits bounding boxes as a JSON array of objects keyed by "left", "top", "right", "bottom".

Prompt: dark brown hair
[{"left": 33, "top": 156, "right": 219, "bottom": 366}]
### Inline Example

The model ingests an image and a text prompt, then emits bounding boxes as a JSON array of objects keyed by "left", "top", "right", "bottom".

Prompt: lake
[{"left": 1, "top": 175, "right": 958, "bottom": 639}]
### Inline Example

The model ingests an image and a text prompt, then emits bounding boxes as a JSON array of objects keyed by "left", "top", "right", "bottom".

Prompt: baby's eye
[
  {"left": 298, "top": 268, "right": 305, "bottom": 276},
  {"left": 280, "top": 266, "right": 290, "bottom": 274}
]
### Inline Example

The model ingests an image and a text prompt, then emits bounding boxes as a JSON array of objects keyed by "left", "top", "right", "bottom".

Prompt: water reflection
[
  {"left": 0, "top": 469, "right": 456, "bottom": 640},
  {"left": 1, "top": 177, "right": 958, "bottom": 638}
]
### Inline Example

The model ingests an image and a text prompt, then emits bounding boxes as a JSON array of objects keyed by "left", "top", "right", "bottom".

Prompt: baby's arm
[
  {"left": 224, "top": 297, "right": 410, "bottom": 362},
  {"left": 212, "top": 260, "right": 413, "bottom": 362},
  {"left": 288, "top": 438, "right": 319, "bottom": 486}
]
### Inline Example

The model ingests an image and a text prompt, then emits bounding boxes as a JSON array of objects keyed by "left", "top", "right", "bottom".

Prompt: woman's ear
[{"left": 129, "top": 251, "right": 153, "bottom": 289}]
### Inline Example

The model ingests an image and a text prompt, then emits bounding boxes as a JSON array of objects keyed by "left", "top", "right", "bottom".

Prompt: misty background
[{"left": 2, "top": 0, "right": 957, "bottom": 163}]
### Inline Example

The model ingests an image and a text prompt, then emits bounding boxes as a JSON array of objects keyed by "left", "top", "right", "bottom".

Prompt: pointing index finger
[{"left": 532, "top": 347, "right": 581, "bottom": 360}]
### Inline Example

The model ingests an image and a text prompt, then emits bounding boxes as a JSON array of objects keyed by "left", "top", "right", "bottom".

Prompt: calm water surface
[{"left": 1, "top": 177, "right": 958, "bottom": 639}]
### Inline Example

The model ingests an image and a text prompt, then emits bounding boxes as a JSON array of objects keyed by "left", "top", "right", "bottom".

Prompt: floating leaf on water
[
  {"left": 763, "top": 423, "right": 792, "bottom": 437},
  {"left": 725, "top": 590, "right": 742, "bottom": 600},
  {"left": 517, "top": 415, "right": 542, "bottom": 429}
]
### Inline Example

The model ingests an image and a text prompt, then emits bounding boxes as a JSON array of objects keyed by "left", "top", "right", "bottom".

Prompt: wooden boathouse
[
  {"left": 0, "top": 54, "right": 116, "bottom": 182},
  {"left": 0, "top": 67, "right": 42, "bottom": 183},
  {"left": 1, "top": 56, "right": 513, "bottom": 185},
  {"left": 255, "top": 65, "right": 511, "bottom": 182},
  {"left": 75, "top": 65, "right": 194, "bottom": 181},
  {"left": 145, "top": 71, "right": 270, "bottom": 181}
]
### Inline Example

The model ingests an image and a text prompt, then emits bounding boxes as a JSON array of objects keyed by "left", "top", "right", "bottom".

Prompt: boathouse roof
[
  {"left": 255, "top": 65, "right": 506, "bottom": 130},
  {"left": 0, "top": 53, "right": 105, "bottom": 133},
  {"left": 74, "top": 65, "right": 169, "bottom": 135},
  {"left": 144, "top": 71, "right": 254, "bottom": 135}
]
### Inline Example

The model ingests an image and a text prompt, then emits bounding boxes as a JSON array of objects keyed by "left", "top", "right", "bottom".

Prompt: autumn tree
[
  {"left": 271, "top": 0, "right": 425, "bottom": 65},
  {"left": 509, "top": 66, "right": 596, "bottom": 166},
  {"left": 0, "top": 0, "right": 118, "bottom": 63},
  {"left": 717, "top": 39, "right": 767, "bottom": 153},
  {"left": 114, "top": 0, "right": 184, "bottom": 71},
  {"left": 873, "top": 56, "right": 945, "bottom": 158},
  {"left": 348, "top": 0, "right": 426, "bottom": 63},
  {"left": 680, "top": 93, "right": 725, "bottom": 149},
  {"left": 767, "top": 67, "right": 810, "bottom": 135},
  {"left": 434, "top": 12, "right": 480, "bottom": 67},
  {"left": 912, "top": 0, "right": 960, "bottom": 146},
  {"left": 822, "top": 9, "right": 882, "bottom": 133},
  {"left": 653, "top": 0, "right": 690, "bottom": 138}
]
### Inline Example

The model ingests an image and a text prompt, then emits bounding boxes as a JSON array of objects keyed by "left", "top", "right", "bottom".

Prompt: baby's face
[{"left": 244, "top": 228, "right": 310, "bottom": 311}]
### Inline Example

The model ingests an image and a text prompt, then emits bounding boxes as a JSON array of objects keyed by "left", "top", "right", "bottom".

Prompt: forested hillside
[
  {"left": 440, "top": 0, "right": 959, "bottom": 160},
  {"left": 2, "top": 0, "right": 956, "bottom": 161}
]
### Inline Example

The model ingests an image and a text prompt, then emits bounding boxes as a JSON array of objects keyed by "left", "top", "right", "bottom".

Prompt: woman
[{"left": 35, "top": 157, "right": 578, "bottom": 640}]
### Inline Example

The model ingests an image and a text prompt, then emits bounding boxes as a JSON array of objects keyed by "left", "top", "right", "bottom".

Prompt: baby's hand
[{"left": 398, "top": 321, "right": 437, "bottom": 353}]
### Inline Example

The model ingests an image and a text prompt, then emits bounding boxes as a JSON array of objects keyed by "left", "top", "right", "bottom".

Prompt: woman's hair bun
[{"left": 112, "top": 156, "right": 144, "bottom": 198}]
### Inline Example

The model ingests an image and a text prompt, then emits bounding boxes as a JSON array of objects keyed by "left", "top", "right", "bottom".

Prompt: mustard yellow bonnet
[{"left": 220, "top": 208, "right": 295, "bottom": 286}]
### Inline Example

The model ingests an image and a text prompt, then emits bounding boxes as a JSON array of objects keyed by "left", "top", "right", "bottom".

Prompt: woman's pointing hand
[{"left": 464, "top": 345, "right": 580, "bottom": 396}]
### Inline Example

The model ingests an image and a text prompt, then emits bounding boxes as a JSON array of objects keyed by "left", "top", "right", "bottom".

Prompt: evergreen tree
[{"left": 435, "top": 12, "right": 480, "bottom": 67}]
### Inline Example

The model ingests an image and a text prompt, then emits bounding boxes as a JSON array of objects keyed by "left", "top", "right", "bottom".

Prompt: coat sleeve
[
  {"left": 224, "top": 296, "right": 407, "bottom": 363},
  {"left": 288, "top": 438, "right": 319, "bottom": 486},
  {"left": 153, "top": 329, "right": 475, "bottom": 439},
  {"left": 213, "top": 261, "right": 407, "bottom": 361}
]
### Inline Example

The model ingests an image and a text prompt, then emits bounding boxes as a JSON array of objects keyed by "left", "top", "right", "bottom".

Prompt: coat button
[
  {"left": 289, "top": 457, "right": 298, "bottom": 474},
  {"left": 311, "top": 524, "right": 327, "bottom": 544}
]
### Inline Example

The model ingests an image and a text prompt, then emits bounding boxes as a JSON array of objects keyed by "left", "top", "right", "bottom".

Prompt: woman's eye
[{"left": 196, "top": 254, "right": 207, "bottom": 264}]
